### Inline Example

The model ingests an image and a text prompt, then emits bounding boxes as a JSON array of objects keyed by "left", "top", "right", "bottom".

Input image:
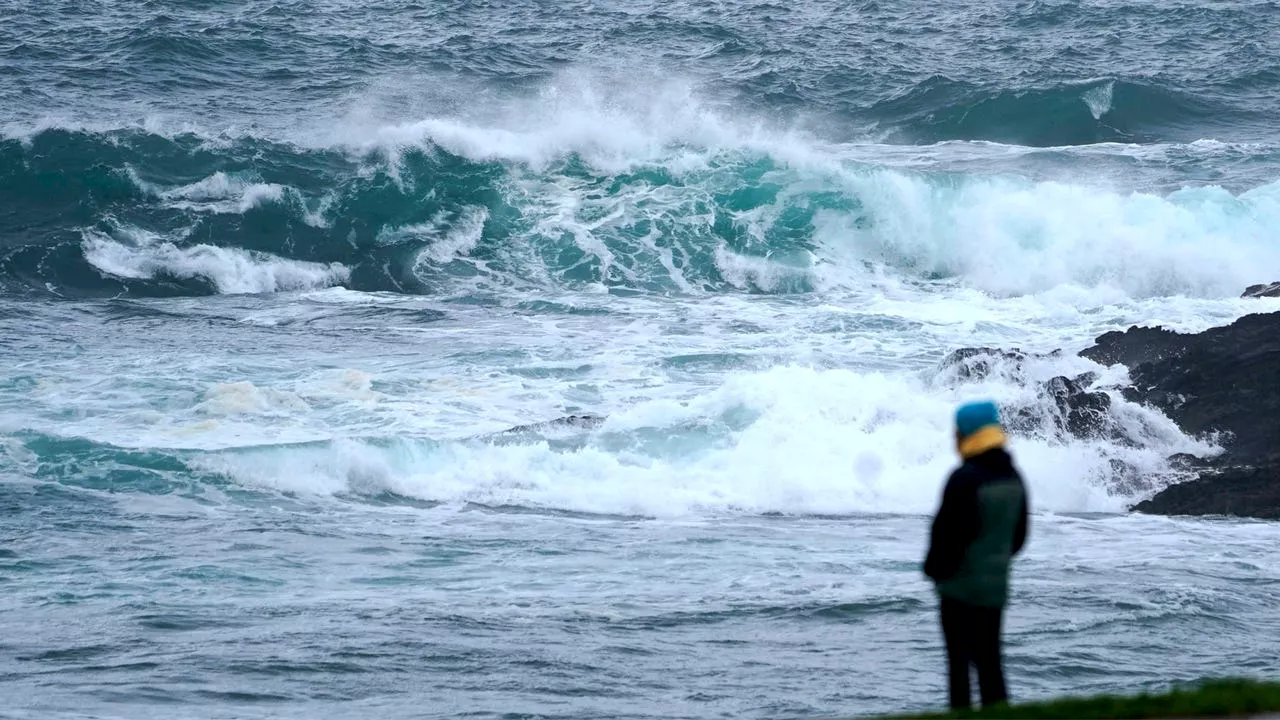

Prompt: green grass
[{"left": 878, "top": 679, "right": 1280, "bottom": 719}]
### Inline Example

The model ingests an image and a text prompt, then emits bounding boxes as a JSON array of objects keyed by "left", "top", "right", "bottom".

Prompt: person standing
[{"left": 924, "top": 400, "right": 1029, "bottom": 710}]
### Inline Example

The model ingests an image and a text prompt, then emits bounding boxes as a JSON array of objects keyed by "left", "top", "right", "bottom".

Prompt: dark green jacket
[{"left": 924, "top": 448, "right": 1028, "bottom": 608}]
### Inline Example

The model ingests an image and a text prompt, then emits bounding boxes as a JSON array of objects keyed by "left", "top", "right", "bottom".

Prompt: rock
[
  {"left": 1071, "top": 371, "right": 1099, "bottom": 387},
  {"left": 1083, "top": 313, "right": 1280, "bottom": 469},
  {"left": 496, "top": 414, "right": 607, "bottom": 435},
  {"left": 939, "top": 347, "right": 1137, "bottom": 447},
  {"left": 1166, "top": 453, "right": 1210, "bottom": 472},
  {"left": 549, "top": 414, "right": 607, "bottom": 429},
  {"left": 1046, "top": 375, "right": 1116, "bottom": 440},
  {"left": 1132, "top": 464, "right": 1280, "bottom": 520},
  {"left": 1107, "top": 457, "right": 1149, "bottom": 497},
  {"left": 940, "top": 309, "right": 1280, "bottom": 518},
  {"left": 935, "top": 347, "right": 1030, "bottom": 384},
  {"left": 933, "top": 346, "right": 1074, "bottom": 391},
  {"left": 481, "top": 414, "right": 608, "bottom": 447},
  {"left": 1082, "top": 312, "right": 1280, "bottom": 519},
  {"left": 1002, "top": 373, "right": 1133, "bottom": 446},
  {"left": 1079, "top": 325, "right": 1190, "bottom": 368},
  {"left": 1243, "top": 282, "right": 1280, "bottom": 298}
]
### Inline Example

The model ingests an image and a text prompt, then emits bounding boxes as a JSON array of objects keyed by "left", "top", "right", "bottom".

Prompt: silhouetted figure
[{"left": 924, "top": 401, "right": 1028, "bottom": 710}]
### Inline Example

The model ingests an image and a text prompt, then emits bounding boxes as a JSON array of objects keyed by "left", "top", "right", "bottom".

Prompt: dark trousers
[{"left": 939, "top": 596, "right": 1007, "bottom": 709}]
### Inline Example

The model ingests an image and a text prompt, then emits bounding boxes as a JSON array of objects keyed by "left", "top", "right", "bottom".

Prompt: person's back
[{"left": 924, "top": 401, "right": 1028, "bottom": 710}]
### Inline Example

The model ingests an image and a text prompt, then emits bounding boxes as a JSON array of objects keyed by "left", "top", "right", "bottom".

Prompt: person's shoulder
[
  {"left": 998, "top": 449, "right": 1028, "bottom": 483},
  {"left": 945, "top": 462, "right": 982, "bottom": 492}
]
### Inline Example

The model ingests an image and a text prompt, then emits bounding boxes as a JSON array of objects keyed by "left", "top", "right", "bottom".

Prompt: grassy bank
[{"left": 880, "top": 679, "right": 1280, "bottom": 719}]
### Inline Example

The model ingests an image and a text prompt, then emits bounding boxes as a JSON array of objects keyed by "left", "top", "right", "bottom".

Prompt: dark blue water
[{"left": 3, "top": 1, "right": 1280, "bottom": 718}]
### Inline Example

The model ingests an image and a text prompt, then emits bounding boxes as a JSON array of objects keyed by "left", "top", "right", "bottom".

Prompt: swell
[{"left": 866, "top": 77, "right": 1243, "bottom": 146}]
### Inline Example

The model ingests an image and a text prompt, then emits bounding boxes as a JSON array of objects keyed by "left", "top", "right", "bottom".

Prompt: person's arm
[
  {"left": 1012, "top": 488, "right": 1028, "bottom": 556},
  {"left": 923, "top": 469, "right": 979, "bottom": 581}
]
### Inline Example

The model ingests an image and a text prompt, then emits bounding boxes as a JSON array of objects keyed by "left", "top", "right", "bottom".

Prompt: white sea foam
[
  {"left": 1082, "top": 80, "right": 1115, "bottom": 120},
  {"left": 117, "top": 167, "right": 336, "bottom": 226},
  {"left": 82, "top": 229, "right": 350, "bottom": 294},
  {"left": 199, "top": 361, "right": 1215, "bottom": 517},
  {"left": 811, "top": 172, "right": 1280, "bottom": 298},
  {"left": 395, "top": 207, "right": 489, "bottom": 265}
]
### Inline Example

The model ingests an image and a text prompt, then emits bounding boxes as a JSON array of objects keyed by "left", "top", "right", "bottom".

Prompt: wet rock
[
  {"left": 1071, "top": 371, "right": 1099, "bottom": 387},
  {"left": 999, "top": 373, "right": 1132, "bottom": 447},
  {"left": 497, "top": 414, "right": 607, "bottom": 435},
  {"left": 1078, "top": 325, "right": 1189, "bottom": 369},
  {"left": 1046, "top": 375, "right": 1115, "bottom": 440},
  {"left": 1107, "top": 457, "right": 1149, "bottom": 497},
  {"left": 1243, "top": 282, "right": 1280, "bottom": 298},
  {"left": 934, "top": 346, "right": 1072, "bottom": 389},
  {"left": 940, "top": 348, "right": 1136, "bottom": 448},
  {"left": 1166, "top": 453, "right": 1210, "bottom": 472},
  {"left": 1132, "top": 465, "right": 1280, "bottom": 520},
  {"left": 1082, "top": 313, "right": 1280, "bottom": 468},
  {"left": 940, "top": 299, "right": 1280, "bottom": 518},
  {"left": 480, "top": 414, "right": 608, "bottom": 448},
  {"left": 935, "top": 347, "right": 1030, "bottom": 383},
  {"left": 1081, "top": 311, "right": 1280, "bottom": 519}
]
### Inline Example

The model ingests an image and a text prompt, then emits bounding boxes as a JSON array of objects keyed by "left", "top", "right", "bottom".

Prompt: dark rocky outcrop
[
  {"left": 1081, "top": 311, "right": 1280, "bottom": 519},
  {"left": 1041, "top": 374, "right": 1116, "bottom": 440},
  {"left": 1002, "top": 373, "right": 1128, "bottom": 444},
  {"left": 1081, "top": 312, "right": 1280, "bottom": 469},
  {"left": 1243, "top": 282, "right": 1280, "bottom": 298},
  {"left": 1131, "top": 467, "right": 1280, "bottom": 520},
  {"left": 493, "top": 414, "right": 607, "bottom": 436}
]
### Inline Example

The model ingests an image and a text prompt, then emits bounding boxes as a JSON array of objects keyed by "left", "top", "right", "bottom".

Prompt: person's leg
[
  {"left": 973, "top": 604, "right": 1008, "bottom": 707},
  {"left": 939, "top": 596, "right": 972, "bottom": 710}
]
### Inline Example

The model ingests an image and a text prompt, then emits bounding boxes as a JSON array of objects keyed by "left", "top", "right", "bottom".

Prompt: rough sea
[{"left": 4, "top": 1, "right": 1280, "bottom": 718}]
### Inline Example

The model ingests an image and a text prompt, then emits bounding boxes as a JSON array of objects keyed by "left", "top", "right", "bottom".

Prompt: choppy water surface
[{"left": 3, "top": 1, "right": 1280, "bottom": 717}]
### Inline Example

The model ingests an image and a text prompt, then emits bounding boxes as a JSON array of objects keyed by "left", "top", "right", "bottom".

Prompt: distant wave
[{"left": 867, "top": 77, "right": 1234, "bottom": 146}]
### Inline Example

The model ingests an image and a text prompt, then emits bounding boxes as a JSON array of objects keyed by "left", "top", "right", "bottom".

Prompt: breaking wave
[{"left": 2, "top": 95, "right": 1278, "bottom": 300}]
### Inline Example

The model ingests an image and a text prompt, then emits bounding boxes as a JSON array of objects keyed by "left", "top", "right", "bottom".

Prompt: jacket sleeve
[
  {"left": 1012, "top": 486, "right": 1029, "bottom": 556},
  {"left": 923, "top": 469, "right": 980, "bottom": 582}
]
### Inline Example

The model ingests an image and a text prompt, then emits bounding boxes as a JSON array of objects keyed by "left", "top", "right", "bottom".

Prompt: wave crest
[{"left": 82, "top": 226, "right": 349, "bottom": 295}]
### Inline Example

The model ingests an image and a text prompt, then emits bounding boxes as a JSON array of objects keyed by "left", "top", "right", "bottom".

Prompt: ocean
[{"left": 3, "top": 1, "right": 1280, "bottom": 718}]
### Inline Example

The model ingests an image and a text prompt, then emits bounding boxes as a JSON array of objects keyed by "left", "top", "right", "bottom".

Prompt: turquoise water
[{"left": 3, "top": 1, "right": 1280, "bottom": 718}]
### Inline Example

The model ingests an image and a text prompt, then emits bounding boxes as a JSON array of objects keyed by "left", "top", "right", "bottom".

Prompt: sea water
[{"left": 3, "top": 1, "right": 1280, "bottom": 718}]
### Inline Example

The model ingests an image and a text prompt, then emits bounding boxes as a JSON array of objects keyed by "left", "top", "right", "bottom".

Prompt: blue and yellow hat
[
  {"left": 954, "top": 400, "right": 1006, "bottom": 458},
  {"left": 955, "top": 400, "right": 1001, "bottom": 437}
]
